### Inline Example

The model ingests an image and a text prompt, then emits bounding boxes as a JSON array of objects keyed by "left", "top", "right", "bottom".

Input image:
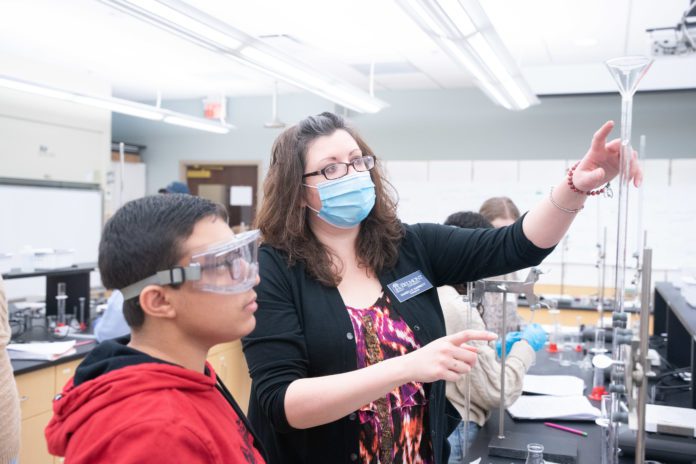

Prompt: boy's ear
[{"left": 138, "top": 285, "right": 176, "bottom": 321}]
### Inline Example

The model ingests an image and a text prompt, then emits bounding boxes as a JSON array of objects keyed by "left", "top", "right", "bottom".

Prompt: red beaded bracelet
[{"left": 567, "top": 162, "right": 612, "bottom": 196}]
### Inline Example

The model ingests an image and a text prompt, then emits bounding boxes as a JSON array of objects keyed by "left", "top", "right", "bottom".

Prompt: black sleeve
[
  {"left": 411, "top": 213, "right": 554, "bottom": 286},
  {"left": 242, "top": 247, "right": 307, "bottom": 434}
]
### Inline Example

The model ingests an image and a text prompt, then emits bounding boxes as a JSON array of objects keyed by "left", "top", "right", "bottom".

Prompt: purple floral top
[{"left": 346, "top": 293, "right": 433, "bottom": 464}]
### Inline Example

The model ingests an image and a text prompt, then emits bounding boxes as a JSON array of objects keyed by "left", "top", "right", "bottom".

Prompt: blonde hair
[{"left": 479, "top": 197, "right": 520, "bottom": 223}]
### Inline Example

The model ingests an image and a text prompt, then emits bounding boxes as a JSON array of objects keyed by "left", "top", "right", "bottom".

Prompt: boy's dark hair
[
  {"left": 99, "top": 194, "right": 227, "bottom": 328},
  {"left": 444, "top": 211, "right": 493, "bottom": 230}
]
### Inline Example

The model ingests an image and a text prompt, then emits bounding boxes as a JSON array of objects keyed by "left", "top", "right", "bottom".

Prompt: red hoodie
[{"left": 45, "top": 338, "right": 265, "bottom": 463}]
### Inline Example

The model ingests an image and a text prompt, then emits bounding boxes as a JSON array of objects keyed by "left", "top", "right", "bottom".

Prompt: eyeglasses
[{"left": 302, "top": 155, "right": 375, "bottom": 180}]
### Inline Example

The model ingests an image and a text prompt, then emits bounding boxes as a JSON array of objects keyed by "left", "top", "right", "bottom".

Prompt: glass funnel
[
  {"left": 605, "top": 56, "right": 653, "bottom": 320},
  {"left": 605, "top": 55, "right": 652, "bottom": 464}
]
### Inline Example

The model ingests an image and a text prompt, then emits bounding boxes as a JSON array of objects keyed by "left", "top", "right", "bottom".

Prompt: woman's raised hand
[{"left": 572, "top": 120, "right": 643, "bottom": 193}]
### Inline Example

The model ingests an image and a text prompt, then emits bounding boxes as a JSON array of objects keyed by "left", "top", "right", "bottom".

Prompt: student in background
[
  {"left": 479, "top": 196, "right": 520, "bottom": 229},
  {"left": 437, "top": 212, "right": 546, "bottom": 463},
  {"left": 0, "top": 275, "right": 20, "bottom": 464},
  {"left": 46, "top": 194, "right": 266, "bottom": 463},
  {"left": 242, "top": 112, "right": 638, "bottom": 463},
  {"left": 162, "top": 181, "right": 191, "bottom": 194},
  {"left": 93, "top": 289, "right": 128, "bottom": 342},
  {"left": 478, "top": 196, "right": 525, "bottom": 334}
]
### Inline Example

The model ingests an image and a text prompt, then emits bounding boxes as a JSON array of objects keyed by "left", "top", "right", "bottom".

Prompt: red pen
[{"left": 543, "top": 422, "right": 588, "bottom": 437}]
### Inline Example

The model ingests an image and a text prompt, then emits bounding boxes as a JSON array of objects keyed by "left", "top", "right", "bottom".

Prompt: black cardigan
[{"left": 242, "top": 218, "right": 553, "bottom": 463}]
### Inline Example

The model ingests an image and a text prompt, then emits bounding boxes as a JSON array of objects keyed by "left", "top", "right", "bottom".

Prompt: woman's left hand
[{"left": 571, "top": 120, "right": 644, "bottom": 192}]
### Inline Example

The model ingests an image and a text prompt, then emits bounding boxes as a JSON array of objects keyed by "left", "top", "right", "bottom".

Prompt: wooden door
[{"left": 185, "top": 164, "right": 259, "bottom": 228}]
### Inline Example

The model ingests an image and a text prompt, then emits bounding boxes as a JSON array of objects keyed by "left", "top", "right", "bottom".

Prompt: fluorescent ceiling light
[
  {"left": 468, "top": 33, "right": 510, "bottom": 83},
  {"left": 500, "top": 78, "right": 530, "bottom": 110},
  {"left": 438, "top": 0, "right": 476, "bottom": 36},
  {"left": 404, "top": 0, "right": 447, "bottom": 36},
  {"left": 73, "top": 95, "right": 164, "bottom": 120},
  {"left": 104, "top": 0, "right": 387, "bottom": 114},
  {"left": 441, "top": 38, "right": 488, "bottom": 83},
  {"left": 239, "top": 47, "right": 328, "bottom": 91},
  {"left": 122, "top": 0, "right": 242, "bottom": 50},
  {"left": 396, "top": 0, "right": 538, "bottom": 111},
  {"left": 0, "top": 74, "right": 233, "bottom": 133},
  {"left": 0, "top": 76, "right": 75, "bottom": 101},
  {"left": 164, "top": 114, "right": 232, "bottom": 133},
  {"left": 478, "top": 80, "right": 512, "bottom": 110}
]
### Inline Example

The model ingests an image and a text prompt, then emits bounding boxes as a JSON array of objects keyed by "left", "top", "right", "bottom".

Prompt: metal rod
[
  {"left": 462, "top": 281, "right": 473, "bottom": 460},
  {"left": 498, "top": 287, "right": 507, "bottom": 439},
  {"left": 560, "top": 236, "right": 568, "bottom": 296},
  {"left": 635, "top": 248, "right": 652, "bottom": 464},
  {"left": 598, "top": 227, "right": 607, "bottom": 328},
  {"left": 119, "top": 142, "right": 125, "bottom": 207}
]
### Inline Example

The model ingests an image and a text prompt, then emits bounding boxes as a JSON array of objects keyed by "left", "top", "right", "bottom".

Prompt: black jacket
[{"left": 242, "top": 218, "right": 553, "bottom": 463}]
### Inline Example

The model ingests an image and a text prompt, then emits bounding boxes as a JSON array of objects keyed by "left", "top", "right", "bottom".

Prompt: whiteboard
[
  {"left": 384, "top": 158, "right": 696, "bottom": 287},
  {"left": 0, "top": 179, "right": 102, "bottom": 299}
]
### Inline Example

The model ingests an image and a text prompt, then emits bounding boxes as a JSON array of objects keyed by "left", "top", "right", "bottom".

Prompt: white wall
[
  {"left": 0, "top": 54, "right": 111, "bottom": 185},
  {"left": 384, "top": 158, "right": 696, "bottom": 290}
]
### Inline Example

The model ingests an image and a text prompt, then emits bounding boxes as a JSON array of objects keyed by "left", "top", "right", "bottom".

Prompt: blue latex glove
[
  {"left": 521, "top": 323, "right": 547, "bottom": 352},
  {"left": 495, "top": 331, "right": 522, "bottom": 358}
]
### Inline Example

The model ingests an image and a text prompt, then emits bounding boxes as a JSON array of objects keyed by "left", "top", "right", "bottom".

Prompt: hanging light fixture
[
  {"left": 264, "top": 81, "right": 286, "bottom": 129},
  {"left": 396, "top": 0, "right": 539, "bottom": 110},
  {"left": 102, "top": 0, "right": 388, "bottom": 114},
  {"left": 0, "top": 74, "right": 234, "bottom": 133}
]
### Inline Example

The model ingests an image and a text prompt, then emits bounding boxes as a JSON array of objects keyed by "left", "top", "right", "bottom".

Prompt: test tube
[
  {"left": 56, "top": 282, "right": 67, "bottom": 326},
  {"left": 596, "top": 394, "right": 618, "bottom": 464},
  {"left": 547, "top": 303, "right": 560, "bottom": 353},
  {"left": 79, "top": 297, "right": 86, "bottom": 330}
]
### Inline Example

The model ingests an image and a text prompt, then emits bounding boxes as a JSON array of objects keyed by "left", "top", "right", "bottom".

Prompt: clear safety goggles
[{"left": 120, "top": 229, "right": 260, "bottom": 300}]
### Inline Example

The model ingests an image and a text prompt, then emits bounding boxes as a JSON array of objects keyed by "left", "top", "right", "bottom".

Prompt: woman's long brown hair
[{"left": 254, "top": 112, "right": 403, "bottom": 287}]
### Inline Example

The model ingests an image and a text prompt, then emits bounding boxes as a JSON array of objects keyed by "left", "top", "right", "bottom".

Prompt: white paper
[
  {"left": 507, "top": 395, "right": 600, "bottom": 421},
  {"left": 8, "top": 340, "right": 76, "bottom": 360},
  {"left": 523, "top": 375, "right": 585, "bottom": 397},
  {"left": 229, "top": 186, "right": 253, "bottom": 206},
  {"left": 629, "top": 404, "right": 696, "bottom": 437}
]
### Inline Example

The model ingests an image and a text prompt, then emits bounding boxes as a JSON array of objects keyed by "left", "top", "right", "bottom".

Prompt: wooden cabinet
[
  {"left": 20, "top": 410, "right": 54, "bottom": 464},
  {"left": 16, "top": 368, "right": 54, "bottom": 421},
  {"left": 207, "top": 341, "right": 252, "bottom": 413},
  {"left": 227, "top": 341, "right": 252, "bottom": 414},
  {"left": 16, "top": 368, "right": 56, "bottom": 464}
]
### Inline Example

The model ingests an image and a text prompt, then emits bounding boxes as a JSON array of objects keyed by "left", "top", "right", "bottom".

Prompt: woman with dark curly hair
[{"left": 242, "top": 112, "right": 640, "bottom": 464}]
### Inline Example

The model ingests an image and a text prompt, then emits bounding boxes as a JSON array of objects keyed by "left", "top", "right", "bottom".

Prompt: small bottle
[{"left": 525, "top": 443, "right": 545, "bottom": 464}]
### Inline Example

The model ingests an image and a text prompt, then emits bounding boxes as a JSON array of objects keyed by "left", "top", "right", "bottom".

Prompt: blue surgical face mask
[{"left": 304, "top": 172, "right": 376, "bottom": 228}]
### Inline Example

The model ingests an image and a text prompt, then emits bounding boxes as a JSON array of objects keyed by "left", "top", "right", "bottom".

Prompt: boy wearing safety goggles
[{"left": 46, "top": 194, "right": 266, "bottom": 463}]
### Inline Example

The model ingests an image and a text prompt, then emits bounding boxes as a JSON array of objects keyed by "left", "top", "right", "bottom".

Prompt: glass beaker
[
  {"left": 525, "top": 443, "right": 545, "bottom": 464},
  {"left": 595, "top": 394, "right": 618, "bottom": 464},
  {"left": 591, "top": 327, "right": 607, "bottom": 353},
  {"left": 559, "top": 339, "right": 574, "bottom": 367}
]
